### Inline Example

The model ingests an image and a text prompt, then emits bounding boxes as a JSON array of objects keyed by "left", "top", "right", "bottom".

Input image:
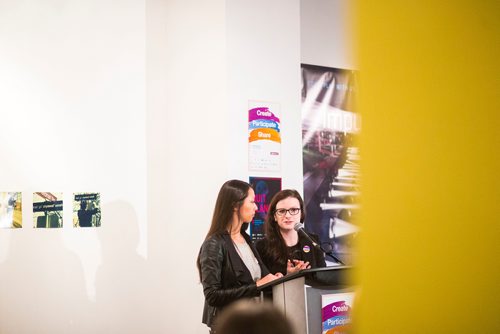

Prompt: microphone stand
[
  {"left": 294, "top": 222, "right": 345, "bottom": 265},
  {"left": 322, "top": 249, "right": 345, "bottom": 266}
]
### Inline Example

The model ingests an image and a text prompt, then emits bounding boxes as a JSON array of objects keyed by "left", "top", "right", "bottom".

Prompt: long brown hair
[
  {"left": 262, "top": 189, "right": 306, "bottom": 266},
  {"left": 197, "top": 180, "right": 252, "bottom": 278}
]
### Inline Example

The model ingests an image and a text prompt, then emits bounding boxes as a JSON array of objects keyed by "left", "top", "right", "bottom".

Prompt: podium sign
[
  {"left": 321, "top": 292, "right": 355, "bottom": 333},
  {"left": 259, "top": 266, "right": 355, "bottom": 334}
]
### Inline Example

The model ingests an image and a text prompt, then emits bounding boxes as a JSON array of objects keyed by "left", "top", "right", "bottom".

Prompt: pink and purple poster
[
  {"left": 248, "top": 101, "right": 281, "bottom": 172},
  {"left": 321, "top": 292, "right": 355, "bottom": 334}
]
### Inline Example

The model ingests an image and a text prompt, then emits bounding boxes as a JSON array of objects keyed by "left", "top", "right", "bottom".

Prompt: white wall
[
  {"left": 0, "top": 0, "right": 148, "bottom": 333},
  {"left": 145, "top": 0, "right": 228, "bottom": 332},
  {"left": 301, "top": 0, "right": 356, "bottom": 70},
  {"left": 0, "top": 0, "right": 350, "bottom": 333},
  {"left": 226, "top": 0, "right": 303, "bottom": 190}
]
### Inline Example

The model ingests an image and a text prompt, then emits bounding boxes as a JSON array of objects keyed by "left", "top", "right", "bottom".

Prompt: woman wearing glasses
[
  {"left": 256, "top": 189, "right": 326, "bottom": 276},
  {"left": 197, "top": 180, "right": 283, "bottom": 332}
]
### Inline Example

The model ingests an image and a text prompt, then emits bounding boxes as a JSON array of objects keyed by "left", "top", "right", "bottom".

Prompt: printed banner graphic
[
  {"left": 301, "top": 64, "right": 360, "bottom": 265},
  {"left": 248, "top": 102, "right": 281, "bottom": 172},
  {"left": 249, "top": 177, "right": 282, "bottom": 241},
  {"left": 321, "top": 292, "right": 355, "bottom": 334}
]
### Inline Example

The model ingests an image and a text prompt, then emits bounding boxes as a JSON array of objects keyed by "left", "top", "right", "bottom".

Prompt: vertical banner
[
  {"left": 0, "top": 192, "right": 22, "bottom": 228},
  {"left": 248, "top": 101, "right": 281, "bottom": 172},
  {"left": 249, "top": 177, "right": 281, "bottom": 242},
  {"left": 321, "top": 292, "right": 355, "bottom": 334},
  {"left": 301, "top": 64, "right": 360, "bottom": 264}
]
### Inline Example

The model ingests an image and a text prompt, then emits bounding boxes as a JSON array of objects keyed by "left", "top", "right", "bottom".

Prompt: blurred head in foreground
[{"left": 215, "top": 300, "right": 294, "bottom": 334}]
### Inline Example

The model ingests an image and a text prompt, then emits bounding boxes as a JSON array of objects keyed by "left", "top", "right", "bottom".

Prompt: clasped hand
[{"left": 286, "top": 259, "right": 310, "bottom": 274}]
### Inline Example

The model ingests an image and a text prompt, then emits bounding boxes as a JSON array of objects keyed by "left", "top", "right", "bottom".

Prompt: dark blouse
[{"left": 255, "top": 233, "right": 326, "bottom": 275}]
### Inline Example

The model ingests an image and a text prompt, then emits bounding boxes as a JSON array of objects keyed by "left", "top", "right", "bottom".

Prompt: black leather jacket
[{"left": 199, "top": 231, "right": 269, "bottom": 328}]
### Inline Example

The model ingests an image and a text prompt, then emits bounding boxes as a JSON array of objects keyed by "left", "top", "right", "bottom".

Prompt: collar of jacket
[{"left": 221, "top": 231, "right": 255, "bottom": 283}]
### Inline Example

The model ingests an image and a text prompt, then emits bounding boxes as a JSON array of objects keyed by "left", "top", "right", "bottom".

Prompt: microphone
[
  {"left": 294, "top": 222, "right": 320, "bottom": 248},
  {"left": 294, "top": 222, "right": 345, "bottom": 265}
]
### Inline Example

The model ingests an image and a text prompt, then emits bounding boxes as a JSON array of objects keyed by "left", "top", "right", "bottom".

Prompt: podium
[{"left": 258, "top": 266, "right": 354, "bottom": 334}]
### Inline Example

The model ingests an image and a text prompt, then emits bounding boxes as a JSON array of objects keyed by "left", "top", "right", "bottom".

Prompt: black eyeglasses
[{"left": 274, "top": 208, "right": 301, "bottom": 216}]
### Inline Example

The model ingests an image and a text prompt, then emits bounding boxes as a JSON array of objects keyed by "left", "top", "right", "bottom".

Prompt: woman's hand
[
  {"left": 256, "top": 273, "right": 282, "bottom": 287},
  {"left": 286, "top": 259, "right": 310, "bottom": 274}
]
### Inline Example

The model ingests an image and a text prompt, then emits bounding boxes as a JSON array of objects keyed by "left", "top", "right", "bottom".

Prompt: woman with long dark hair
[
  {"left": 256, "top": 189, "right": 326, "bottom": 275},
  {"left": 197, "top": 180, "right": 282, "bottom": 332}
]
